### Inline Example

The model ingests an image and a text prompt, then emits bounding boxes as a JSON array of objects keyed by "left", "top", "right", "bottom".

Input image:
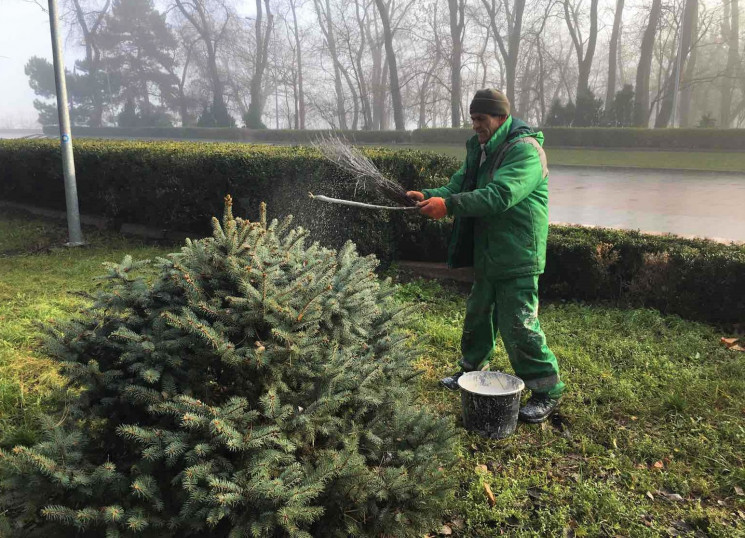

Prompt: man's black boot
[
  {"left": 518, "top": 393, "right": 561, "bottom": 423},
  {"left": 440, "top": 371, "right": 463, "bottom": 391}
]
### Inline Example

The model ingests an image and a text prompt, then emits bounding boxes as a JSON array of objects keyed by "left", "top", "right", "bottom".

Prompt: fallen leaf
[
  {"left": 483, "top": 483, "right": 496, "bottom": 507},
  {"left": 439, "top": 524, "right": 452, "bottom": 535},
  {"left": 738, "top": 510, "right": 745, "bottom": 520},
  {"left": 450, "top": 518, "right": 464, "bottom": 530},
  {"left": 657, "top": 490, "right": 685, "bottom": 502},
  {"left": 646, "top": 491, "right": 655, "bottom": 500},
  {"left": 631, "top": 416, "right": 638, "bottom": 421},
  {"left": 474, "top": 464, "right": 488, "bottom": 473},
  {"left": 729, "top": 344, "right": 745, "bottom": 352},
  {"left": 735, "top": 486, "right": 744, "bottom": 496},
  {"left": 653, "top": 461, "right": 664, "bottom": 469},
  {"left": 721, "top": 337, "right": 739, "bottom": 347}
]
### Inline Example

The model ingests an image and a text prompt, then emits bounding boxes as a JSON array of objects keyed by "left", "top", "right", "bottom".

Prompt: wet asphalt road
[{"left": 549, "top": 166, "right": 745, "bottom": 243}]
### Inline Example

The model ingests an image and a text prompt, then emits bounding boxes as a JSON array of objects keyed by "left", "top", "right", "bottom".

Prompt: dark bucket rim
[{"left": 457, "top": 371, "right": 525, "bottom": 396}]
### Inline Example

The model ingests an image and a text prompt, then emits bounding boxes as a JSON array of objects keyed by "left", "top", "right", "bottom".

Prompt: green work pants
[{"left": 459, "top": 275, "right": 565, "bottom": 399}]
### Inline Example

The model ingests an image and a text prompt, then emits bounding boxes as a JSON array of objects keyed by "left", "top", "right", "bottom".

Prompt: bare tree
[
  {"left": 277, "top": 0, "right": 308, "bottom": 128},
  {"left": 563, "top": 0, "right": 599, "bottom": 123},
  {"left": 244, "top": 0, "right": 274, "bottom": 127},
  {"left": 373, "top": 0, "right": 405, "bottom": 129},
  {"left": 66, "top": 0, "right": 112, "bottom": 125},
  {"left": 448, "top": 0, "right": 465, "bottom": 127},
  {"left": 481, "top": 0, "right": 525, "bottom": 112},
  {"left": 720, "top": 0, "right": 740, "bottom": 127},
  {"left": 654, "top": 0, "right": 698, "bottom": 127},
  {"left": 605, "top": 0, "right": 625, "bottom": 110},
  {"left": 633, "top": 0, "right": 662, "bottom": 126},
  {"left": 174, "top": 0, "right": 233, "bottom": 125},
  {"left": 313, "top": 0, "right": 348, "bottom": 129}
]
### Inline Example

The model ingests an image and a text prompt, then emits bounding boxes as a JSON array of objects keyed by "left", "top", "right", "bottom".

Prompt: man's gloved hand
[
  {"left": 418, "top": 197, "right": 448, "bottom": 220},
  {"left": 406, "top": 191, "right": 425, "bottom": 202}
]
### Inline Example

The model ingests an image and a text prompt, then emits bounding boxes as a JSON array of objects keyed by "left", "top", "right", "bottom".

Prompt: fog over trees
[{"left": 25, "top": 0, "right": 745, "bottom": 128}]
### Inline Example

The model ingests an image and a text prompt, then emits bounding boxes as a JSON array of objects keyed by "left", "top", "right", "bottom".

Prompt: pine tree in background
[{"left": 0, "top": 197, "right": 457, "bottom": 537}]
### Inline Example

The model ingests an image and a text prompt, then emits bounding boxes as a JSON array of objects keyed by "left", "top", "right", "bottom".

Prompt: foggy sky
[
  {"left": 0, "top": 0, "right": 81, "bottom": 127},
  {"left": 0, "top": 0, "right": 253, "bottom": 128}
]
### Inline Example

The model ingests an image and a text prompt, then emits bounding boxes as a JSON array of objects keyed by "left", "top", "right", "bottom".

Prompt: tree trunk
[
  {"left": 71, "top": 0, "right": 111, "bottom": 126},
  {"left": 290, "top": 0, "right": 305, "bottom": 129},
  {"left": 313, "top": 0, "right": 348, "bottom": 129},
  {"left": 633, "top": 0, "right": 662, "bottom": 126},
  {"left": 174, "top": 0, "right": 232, "bottom": 126},
  {"left": 354, "top": 0, "right": 373, "bottom": 129},
  {"left": 448, "top": 0, "right": 465, "bottom": 127},
  {"left": 373, "top": 0, "right": 405, "bottom": 130},
  {"left": 654, "top": 0, "right": 697, "bottom": 127},
  {"left": 367, "top": 17, "right": 384, "bottom": 130},
  {"left": 720, "top": 0, "right": 740, "bottom": 127},
  {"left": 679, "top": 0, "right": 699, "bottom": 128},
  {"left": 564, "top": 0, "right": 599, "bottom": 124},
  {"left": 606, "top": 0, "right": 625, "bottom": 109},
  {"left": 246, "top": 0, "right": 273, "bottom": 128}
]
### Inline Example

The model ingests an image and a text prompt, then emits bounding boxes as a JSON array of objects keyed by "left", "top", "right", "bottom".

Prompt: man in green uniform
[{"left": 407, "top": 89, "right": 565, "bottom": 423}]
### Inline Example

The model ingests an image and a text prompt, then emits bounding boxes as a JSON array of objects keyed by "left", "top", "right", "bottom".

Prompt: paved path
[{"left": 549, "top": 167, "right": 745, "bottom": 243}]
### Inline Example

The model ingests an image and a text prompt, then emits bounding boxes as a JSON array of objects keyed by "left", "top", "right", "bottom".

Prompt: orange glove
[
  {"left": 418, "top": 197, "right": 448, "bottom": 220},
  {"left": 406, "top": 190, "right": 425, "bottom": 202}
]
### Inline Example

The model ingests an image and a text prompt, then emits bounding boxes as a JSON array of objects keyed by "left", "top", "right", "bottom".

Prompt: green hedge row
[
  {"left": 41, "top": 126, "right": 412, "bottom": 144},
  {"left": 410, "top": 127, "right": 745, "bottom": 150},
  {"left": 44, "top": 125, "right": 745, "bottom": 150},
  {"left": 542, "top": 227, "right": 745, "bottom": 324},
  {"left": 2, "top": 138, "right": 743, "bottom": 324},
  {"left": 0, "top": 139, "right": 455, "bottom": 263}
]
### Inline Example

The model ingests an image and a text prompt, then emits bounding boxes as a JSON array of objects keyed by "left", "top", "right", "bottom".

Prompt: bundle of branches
[{"left": 313, "top": 133, "right": 417, "bottom": 207}]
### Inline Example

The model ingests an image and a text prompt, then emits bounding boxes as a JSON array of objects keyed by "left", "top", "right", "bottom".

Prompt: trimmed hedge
[
  {"left": 43, "top": 125, "right": 745, "bottom": 150},
  {"left": 2, "top": 138, "right": 743, "bottom": 324},
  {"left": 0, "top": 138, "right": 455, "bottom": 263},
  {"left": 411, "top": 127, "right": 745, "bottom": 150},
  {"left": 42, "top": 126, "right": 412, "bottom": 144},
  {"left": 542, "top": 227, "right": 745, "bottom": 325}
]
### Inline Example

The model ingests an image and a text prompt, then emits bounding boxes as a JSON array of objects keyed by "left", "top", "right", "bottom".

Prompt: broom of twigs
[{"left": 311, "top": 133, "right": 417, "bottom": 208}]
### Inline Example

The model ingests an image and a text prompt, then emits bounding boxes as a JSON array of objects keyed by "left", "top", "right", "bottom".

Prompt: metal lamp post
[{"left": 47, "top": 0, "right": 84, "bottom": 246}]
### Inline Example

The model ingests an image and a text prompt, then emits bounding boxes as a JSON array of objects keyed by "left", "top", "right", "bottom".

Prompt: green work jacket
[{"left": 423, "top": 116, "right": 549, "bottom": 280}]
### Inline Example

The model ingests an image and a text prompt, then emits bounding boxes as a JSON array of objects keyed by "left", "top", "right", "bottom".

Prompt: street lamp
[{"left": 47, "top": 0, "right": 84, "bottom": 246}]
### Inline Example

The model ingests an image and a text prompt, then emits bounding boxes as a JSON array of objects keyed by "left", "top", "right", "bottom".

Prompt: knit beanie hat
[{"left": 469, "top": 89, "right": 510, "bottom": 116}]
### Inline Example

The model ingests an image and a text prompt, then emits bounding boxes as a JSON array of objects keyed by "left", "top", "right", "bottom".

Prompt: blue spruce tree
[{"left": 1, "top": 197, "right": 457, "bottom": 537}]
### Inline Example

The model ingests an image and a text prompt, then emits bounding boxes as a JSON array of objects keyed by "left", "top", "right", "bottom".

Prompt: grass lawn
[
  {"left": 1, "top": 209, "right": 744, "bottom": 536},
  {"left": 377, "top": 144, "right": 745, "bottom": 173}
]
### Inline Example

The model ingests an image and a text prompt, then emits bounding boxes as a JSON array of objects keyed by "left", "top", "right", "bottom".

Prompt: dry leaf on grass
[
  {"left": 734, "top": 486, "right": 744, "bottom": 496},
  {"left": 657, "top": 490, "right": 685, "bottom": 502},
  {"left": 474, "top": 464, "right": 489, "bottom": 473},
  {"left": 720, "top": 337, "right": 744, "bottom": 351},
  {"left": 483, "top": 483, "right": 496, "bottom": 507},
  {"left": 439, "top": 524, "right": 453, "bottom": 535}
]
